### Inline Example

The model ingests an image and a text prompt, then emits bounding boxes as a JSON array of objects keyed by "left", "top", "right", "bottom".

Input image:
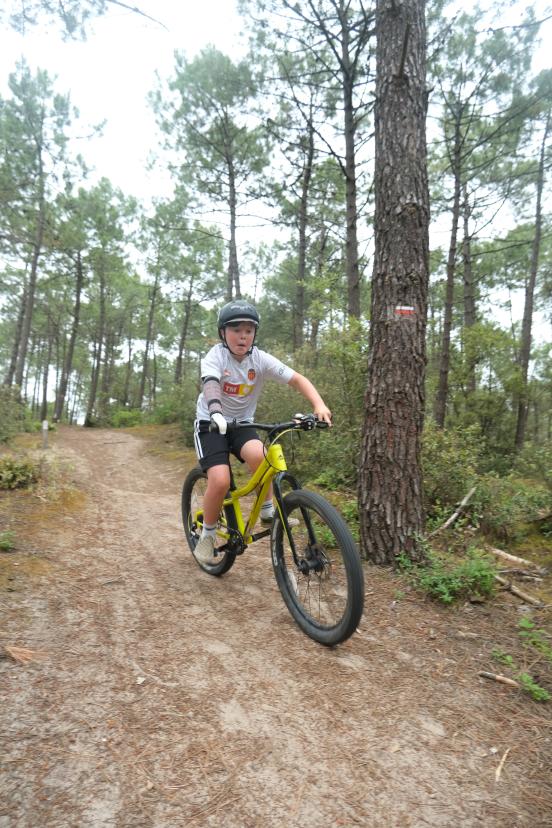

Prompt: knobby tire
[{"left": 271, "top": 489, "right": 364, "bottom": 646}]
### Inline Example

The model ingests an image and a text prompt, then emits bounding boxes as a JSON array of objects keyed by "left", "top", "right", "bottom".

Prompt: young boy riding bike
[{"left": 193, "top": 299, "right": 332, "bottom": 565}]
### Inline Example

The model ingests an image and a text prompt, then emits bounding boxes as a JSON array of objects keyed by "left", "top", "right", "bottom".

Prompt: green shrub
[
  {"left": 514, "top": 441, "right": 552, "bottom": 492},
  {"left": 399, "top": 547, "right": 496, "bottom": 605},
  {"left": 492, "top": 646, "right": 550, "bottom": 702},
  {"left": 422, "top": 422, "right": 482, "bottom": 518},
  {"left": 110, "top": 409, "right": 143, "bottom": 428},
  {"left": 0, "top": 530, "right": 16, "bottom": 551},
  {"left": 518, "top": 617, "right": 552, "bottom": 663},
  {"left": 0, "top": 456, "right": 38, "bottom": 489},
  {"left": 516, "top": 673, "right": 550, "bottom": 703},
  {"left": 0, "top": 388, "right": 26, "bottom": 443},
  {"left": 474, "top": 475, "right": 551, "bottom": 542},
  {"left": 24, "top": 420, "right": 45, "bottom": 433},
  {"left": 257, "top": 328, "right": 367, "bottom": 489},
  {"left": 149, "top": 390, "right": 197, "bottom": 429}
]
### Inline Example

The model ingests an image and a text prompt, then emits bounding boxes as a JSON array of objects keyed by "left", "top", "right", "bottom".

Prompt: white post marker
[{"left": 42, "top": 419, "right": 49, "bottom": 449}]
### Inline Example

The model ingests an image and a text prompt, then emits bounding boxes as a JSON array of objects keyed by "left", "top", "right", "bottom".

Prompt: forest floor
[{"left": 1, "top": 424, "right": 551, "bottom": 828}]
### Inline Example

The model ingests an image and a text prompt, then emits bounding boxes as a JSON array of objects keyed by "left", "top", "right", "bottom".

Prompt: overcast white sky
[
  {"left": 2, "top": 1, "right": 550, "bottom": 209},
  {"left": 1, "top": 1, "right": 551, "bottom": 339},
  {"left": 0, "top": 0, "right": 247, "bottom": 202}
]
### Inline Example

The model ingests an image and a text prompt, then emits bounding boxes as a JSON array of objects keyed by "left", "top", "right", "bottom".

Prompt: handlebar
[{"left": 209, "top": 413, "right": 329, "bottom": 437}]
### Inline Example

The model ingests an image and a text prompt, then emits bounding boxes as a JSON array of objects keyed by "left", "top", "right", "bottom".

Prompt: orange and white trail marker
[{"left": 394, "top": 305, "right": 415, "bottom": 317}]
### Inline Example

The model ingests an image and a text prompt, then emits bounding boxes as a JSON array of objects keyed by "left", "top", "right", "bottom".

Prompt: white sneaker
[
  {"left": 194, "top": 534, "right": 217, "bottom": 565},
  {"left": 261, "top": 512, "right": 299, "bottom": 527}
]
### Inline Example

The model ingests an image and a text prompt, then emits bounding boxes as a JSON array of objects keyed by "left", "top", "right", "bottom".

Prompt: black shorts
[{"left": 194, "top": 420, "right": 261, "bottom": 471}]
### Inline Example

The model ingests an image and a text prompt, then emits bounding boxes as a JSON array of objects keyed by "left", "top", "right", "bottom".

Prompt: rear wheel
[
  {"left": 271, "top": 489, "right": 364, "bottom": 645},
  {"left": 181, "top": 466, "right": 236, "bottom": 576}
]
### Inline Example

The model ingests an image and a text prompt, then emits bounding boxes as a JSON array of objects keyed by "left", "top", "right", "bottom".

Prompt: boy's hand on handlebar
[
  {"left": 209, "top": 412, "right": 227, "bottom": 434},
  {"left": 314, "top": 405, "right": 332, "bottom": 427},
  {"left": 292, "top": 412, "right": 330, "bottom": 430}
]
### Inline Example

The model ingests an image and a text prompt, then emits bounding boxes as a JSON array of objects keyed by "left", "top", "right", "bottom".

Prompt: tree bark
[
  {"left": 54, "top": 252, "right": 83, "bottom": 421},
  {"left": 514, "top": 110, "right": 550, "bottom": 451},
  {"left": 138, "top": 275, "right": 159, "bottom": 411},
  {"left": 462, "top": 184, "right": 477, "bottom": 395},
  {"left": 174, "top": 278, "right": 194, "bottom": 383},
  {"left": 84, "top": 262, "right": 106, "bottom": 427},
  {"left": 227, "top": 159, "right": 240, "bottom": 300},
  {"left": 359, "top": 0, "right": 430, "bottom": 565},
  {"left": 294, "top": 119, "right": 314, "bottom": 351},
  {"left": 340, "top": 3, "right": 361, "bottom": 319},
  {"left": 40, "top": 333, "right": 53, "bottom": 422},
  {"left": 123, "top": 334, "right": 133, "bottom": 407},
  {"left": 3, "top": 277, "right": 28, "bottom": 387},
  {"left": 14, "top": 176, "right": 46, "bottom": 390},
  {"left": 434, "top": 119, "right": 461, "bottom": 427}
]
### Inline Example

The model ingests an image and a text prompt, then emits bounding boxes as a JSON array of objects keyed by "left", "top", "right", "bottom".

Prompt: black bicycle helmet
[
  {"left": 217, "top": 300, "right": 260, "bottom": 329},
  {"left": 217, "top": 300, "right": 260, "bottom": 355}
]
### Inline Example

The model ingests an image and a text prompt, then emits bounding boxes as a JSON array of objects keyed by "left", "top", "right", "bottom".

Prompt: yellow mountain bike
[{"left": 181, "top": 414, "right": 364, "bottom": 646}]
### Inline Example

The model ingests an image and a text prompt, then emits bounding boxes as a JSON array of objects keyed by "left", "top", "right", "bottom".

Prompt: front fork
[{"left": 272, "top": 471, "right": 316, "bottom": 567}]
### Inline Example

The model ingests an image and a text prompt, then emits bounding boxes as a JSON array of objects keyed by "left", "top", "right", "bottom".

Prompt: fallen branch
[
  {"left": 487, "top": 546, "right": 546, "bottom": 574},
  {"left": 3, "top": 645, "right": 44, "bottom": 665},
  {"left": 428, "top": 486, "right": 477, "bottom": 536},
  {"left": 495, "top": 747, "right": 511, "bottom": 782},
  {"left": 494, "top": 574, "right": 545, "bottom": 607},
  {"left": 478, "top": 671, "right": 519, "bottom": 688},
  {"left": 497, "top": 568, "right": 543, "bottom": 580}
]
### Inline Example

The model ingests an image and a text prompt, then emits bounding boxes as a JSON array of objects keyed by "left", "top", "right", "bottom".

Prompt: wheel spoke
[
  {"left": 271, "top": 487, "right": 363, "bottom": 645},
  {"left": 282, "top": 504, "right": 349, "bottom": 628}
]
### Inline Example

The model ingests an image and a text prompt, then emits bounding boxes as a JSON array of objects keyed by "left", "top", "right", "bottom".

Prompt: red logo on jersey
[
  {"left": 248, "top": 369, "right": 256, "bottom": 381},
  {"left": 222, "top": 381, "right": 240, "bottom": 395}
]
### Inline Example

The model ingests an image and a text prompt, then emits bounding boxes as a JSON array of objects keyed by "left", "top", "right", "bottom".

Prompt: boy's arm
[
  {"left": 202, "top": 376, "right": 227, "bottom": 434},
  {"left": 288, "top": 372, "right": 332, "bottom": 425}
]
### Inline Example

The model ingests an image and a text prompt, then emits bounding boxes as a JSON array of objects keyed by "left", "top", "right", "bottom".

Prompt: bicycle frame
[
  {"left": 192, "top": 434, "right": 304, "bottom": 552},
  {"left": 224, "top": 440, "right": 286, "bottom": 543}
]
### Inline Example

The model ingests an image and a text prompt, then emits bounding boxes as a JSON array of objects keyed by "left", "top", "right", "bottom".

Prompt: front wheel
[
  {"left": 181, "top": 466, "right": 236, "bottom": 576},
  {"left": 271, "top": 489, "right": 364, "bottom": 646}
]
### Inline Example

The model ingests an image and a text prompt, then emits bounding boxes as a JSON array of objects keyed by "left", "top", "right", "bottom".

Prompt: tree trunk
[
  {"left": 84, "top": 264, "right": 106, "bottom": 427},
  {"left": 359, "top": 0, "right": 430, "bottom": 565},
  {"left": 228, "top": 160, "right": 240, "bottom": 299},
  {"left": 462, "top": 184, "right": 477, "bottom": 395},
  {"left": 309, "top": 228, "right": 328, "bottom": 349},
  {"left": 84, "top": 337, "right": 101, "bottom": 427},
  {"left": 294, "top": 118, "right": 315, "bottom": 351},
  {"left": 54, "top": 252, "right": 83, "bottom": 421},
  {"left": 14, "top": 180, "right": 46, "bottom": 390},
  {"left": 340, "top": 5, "right": 361, "bottom": 319},
  {"left": 151, "top": 347, "right": 157, "bottom": 407},
  {"left": 3, "top": 277, "right": 28, "bottom": 387},
  {"left": 123, "top": 334, "right": 133, "bottom": 407},
  {"left": 514, "top": 111, "right": 550, "bottom": 451},
  {"left": 138, "top": 276, "right": 159, "bottom": 410},
  {"left": 434, "top": 121, "right": 461, "bottom": 427},
  {"left": 174, "top": 279, "right": 194, "bottom": 383},
  {"left": 40, "top": 333, "right": 53, "bottom": 422},
  {"left": 69, "top": 377, "right": 82, "bottom": 425}
]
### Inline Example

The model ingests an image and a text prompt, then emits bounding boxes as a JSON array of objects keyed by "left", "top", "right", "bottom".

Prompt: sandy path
[{"left": 1, "top": 426, "right": 550, "bottom": 827}]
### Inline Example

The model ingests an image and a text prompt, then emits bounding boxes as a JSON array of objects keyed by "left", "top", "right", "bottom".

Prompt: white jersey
[{"left": 196, "top": 344, "right": 294, "bottom": 422}]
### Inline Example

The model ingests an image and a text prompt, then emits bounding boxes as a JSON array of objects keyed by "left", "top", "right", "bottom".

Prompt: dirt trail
[{"left": 1, "top": 426, "right": 551, "bottom": 827}]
